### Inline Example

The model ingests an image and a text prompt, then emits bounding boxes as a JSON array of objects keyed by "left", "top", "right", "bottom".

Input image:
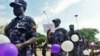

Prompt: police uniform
[
  {"left": 68, "top": 30, "right": 84, "bottom": 56},
  {"left": 4, "top": 0, "right": 37, "bottom": 56},
  {"left": 49, "top": 28, "right": 68, "bottom": 56},
  {"left": 42, "top": 41, "right": 47, "bottom": 56},
  {"left": 5, "top": 15, "right": 37, "bottom": 56},
  {"left": 47, "top": 19, "right": 69, "bottom": 56}
]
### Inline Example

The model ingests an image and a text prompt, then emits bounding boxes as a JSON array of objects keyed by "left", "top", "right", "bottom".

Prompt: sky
[{"left": 0, "top": 0, "right": 100, "bottom": 40}]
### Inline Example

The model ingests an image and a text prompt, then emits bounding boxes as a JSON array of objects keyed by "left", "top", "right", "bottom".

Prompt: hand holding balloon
[
  {"left": 51, "top": 44, "right": 61, "bottom": 53},
  {"left": 71, "top": 34, "right": 79, "bottom": 42},
  {"left": 16, "top": 44, "right": 23, "bottom": 49},
  {"left": 61, "top": 40, "right": 74, "bottom": 52}
]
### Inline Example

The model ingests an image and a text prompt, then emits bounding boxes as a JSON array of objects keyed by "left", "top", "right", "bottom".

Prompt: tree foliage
[
  {"left": 79, "top": 28, "right": 99, "bottom": 42},
  {"left": 37, "top": 33, "right": 46, "bottom": 45}
]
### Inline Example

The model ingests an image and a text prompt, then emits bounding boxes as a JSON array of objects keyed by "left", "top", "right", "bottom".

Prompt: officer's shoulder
[
  {"left": 56, "top": 28, "right": 67, "bottom": 33},
  {"left": 56, "top": 28, "right": 67, "bottom": 31},
  {"left": 25, "top": 16, "right": 34, "bottom": 21},
  {"left": 10, "top": 17, "right": 17, "bottom": 23},
  {"left": 74, "top": 30, "right": 80, "bottom": 33}
]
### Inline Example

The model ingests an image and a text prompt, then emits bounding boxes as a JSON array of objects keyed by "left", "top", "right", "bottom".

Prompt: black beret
[
  {"left": 10, "top": 0, "right": 27, "bottom": 10},
  {"left": 69, "top": 24, "right": 74, "bottom": 28},
  {"left": 52, "top": 18, "right": 61, "bottom": 23}
]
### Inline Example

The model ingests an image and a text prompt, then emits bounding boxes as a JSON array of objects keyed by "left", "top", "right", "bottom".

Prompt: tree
[
  {"left": 79, "top": 28, "right": 99, "bottom": 42},
  {"left": 96, "top": 41, "right": 100, "bottom": 45},
  {"left": 37, "top": 33, "right": 46, "bottom": 45}
]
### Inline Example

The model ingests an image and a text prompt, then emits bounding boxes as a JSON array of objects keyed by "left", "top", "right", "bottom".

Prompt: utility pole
[
  {"left": 75, "top": 15, "right": 78, "bottom": 29},
  {"left": 43, "top": 11, "right": 49, "bottom": 24}
]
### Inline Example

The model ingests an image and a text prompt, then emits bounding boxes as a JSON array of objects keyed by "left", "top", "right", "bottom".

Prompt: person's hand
[
  {"left": 16, "top": 44, "right": 23, "bottom": 49},
  {"left": 48, "top": 44, "right": 51, "bottom": 48}
]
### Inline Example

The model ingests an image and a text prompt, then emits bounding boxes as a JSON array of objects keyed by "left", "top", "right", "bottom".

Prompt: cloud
[
  {"left": 34, "top": 0, "right": 81, "bottom": 22},
  {"left": 77, "top": 17, "right": 100, "bottom": 39},
  {"left": 34, "top": 14, "right": 47, "bottom": 23},
  {"left": 9, "top": 0, "right": 14, "bottom": 2},
  {"left": 45, "top": 0, "right": 81, "bottom": 14},
  {"left": 95, "top": 34, "right": 100, "bottom": 40},
  {"left": 78, "top": 17, "right": 100, "bottom": 29},
  {"left": 0, "top": 17, "right": 11, "bottom": 26},
  {"left": 33, "top": 0, "right": 81, "bottom": 34},
  {"left": 0, "top": 5, "right": 6, "bottom": 10}
]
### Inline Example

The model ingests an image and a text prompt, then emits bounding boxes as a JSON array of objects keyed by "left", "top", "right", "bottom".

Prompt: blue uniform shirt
[
  {"left": 49, "top": 28, "right": 67, "bottom": 56},
  {"left": 49, "top": 28, "right": 68, "bottom": 44},
  {"left": 6, "top": 15, "right": 37, "bottom": 56}
]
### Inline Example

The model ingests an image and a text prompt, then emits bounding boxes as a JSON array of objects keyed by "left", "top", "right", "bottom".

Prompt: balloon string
[{"left": 66, "top": 52, "right": 69, "bottom": 56}]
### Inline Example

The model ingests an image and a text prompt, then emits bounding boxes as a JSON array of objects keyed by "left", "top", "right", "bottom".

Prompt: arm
[
  {"left": 22, "top": 37, "right": 36, "bottom": 47},
  {"left": 76, "top": 30, "right": 82, "bottom": 40},
  {"left": 22, "top": 18, "right": 37, "bottom": 47},
  {"left": 46, "top": 29, "right": 51, "bottom": 44},
  {"left": 4, "top": 21, "right": 14, "bottom": 37},
  {"left": 4, "top": 24, "right": 10, "bottom": 37}
]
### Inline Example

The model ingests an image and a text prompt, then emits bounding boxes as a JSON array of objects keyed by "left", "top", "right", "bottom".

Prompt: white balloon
[
  {"left": 83, "top": 49, "right": 90, "bottom": 55},
  {"left": 90, "top": 42, "right": 95, "bottom": 45},
  {"left": 48, "top": 44, "right": 52, "bottom": 48},
  {"left": 88, "top": 49, "right": 91, "bottom": 53},
  {"left": 0, "top": 34, "right": 10, "bottom": 44},
  {"left": 94, "top": 50, "right": 97, "bottom": 53},
  {"left": 71, "top": 34, "right": 79, "bottom": 42},
  {"left": 61, "top": 40, "right": 74, "bottom": 52},
  {"left": 96, "top": 49, "right": 100, "bottom": 52}
]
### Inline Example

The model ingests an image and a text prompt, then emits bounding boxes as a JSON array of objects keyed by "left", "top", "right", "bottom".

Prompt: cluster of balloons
[
  {"left": 50, "top": 34, "right": 80, "bottom": 56},
  {"left": 0, "top": 34, "right": 18, "bottom": 56},
  {"left": 51, "top": 41, "right": 74, "bottom": 53}
]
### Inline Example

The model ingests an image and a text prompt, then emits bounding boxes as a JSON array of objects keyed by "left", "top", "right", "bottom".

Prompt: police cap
[
  {"left": 52, "top": 18, "right": 61, "bottom": 24},
  {"left": 10, "top": 0, "right": 27, "bottom": 10}
]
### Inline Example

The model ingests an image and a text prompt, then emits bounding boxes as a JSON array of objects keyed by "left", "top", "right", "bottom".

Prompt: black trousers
[{"left": 42, "top": 49, "right": 46, "bottom": 56}]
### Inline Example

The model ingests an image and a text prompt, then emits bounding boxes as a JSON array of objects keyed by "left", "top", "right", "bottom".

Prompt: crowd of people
[
  {"left": 41, "top": 19, "right": 85, "bottom": 56},
  {"left": 4, "top": 0, "right": 99, "bottom": 56}
]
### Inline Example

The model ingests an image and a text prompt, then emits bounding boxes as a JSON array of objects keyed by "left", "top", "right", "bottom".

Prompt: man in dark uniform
[
  {"left": 68, "top": 24, "right": 84, "bottom": 56},
  {"left": 42, "top": 40, "right": 47, "bottom": 56},
  {"left": 41, "top": 19, "right": 61, "bottom": 56},
  {"left": 47, "top": 18, "right": 62, "bottom": 44},
  {"left": 47, "top": 18, "right": 68, "bottom": 56},
  {"left": 51, "top": 18, "right": 69, "bottom": 44},
  {"left": 4, "top": 0, "right": 37, "bottom": 56}
]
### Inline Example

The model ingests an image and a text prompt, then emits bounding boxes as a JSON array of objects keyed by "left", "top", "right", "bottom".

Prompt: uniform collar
[
  {"left": 18, "top": 15, "right": 25, "bottom": 18},
  {"left": 15, "top": 15, "right": 25, "bottom": 20}
]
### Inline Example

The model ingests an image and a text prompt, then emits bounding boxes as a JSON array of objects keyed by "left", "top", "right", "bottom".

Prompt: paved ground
[
  {"left": 33, "top": 49, "right": 51, "bottom": 56},
  {"left": 32, "top": 49, "right": 100, "bottom": 56}
]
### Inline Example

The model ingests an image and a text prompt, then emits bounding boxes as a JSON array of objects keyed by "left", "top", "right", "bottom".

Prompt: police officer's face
[
  {"left": 54, "top": 22, "right": 60, "bottom": 28},
  {"left": 13, "top": 6, "right": 24, "bottom": 16},
  {"left": 69, "top": 26, "right": 74, "bottom": 31}
]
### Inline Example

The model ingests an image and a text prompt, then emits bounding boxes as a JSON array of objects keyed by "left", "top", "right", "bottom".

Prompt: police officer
[
  {"left": 4, "top": 0, "right": 37, "bottom": 56},
  {"left": 42, "top": 40, "right": 47, "bottom": 56},
  {"left": 47, "top": 18, "right": 62, "bottom": 45},
  {"left": 32, "top": 41, "right": 37, "bottom": 56},
  {"left": 68, "top": 24, "right": 84, "bottom": 56},
  {"left": 41, "top": 19, "right": 61, "bottom": 56},
  {"left": 52, "top": 18, "right": 68, "bottom": 44},
  {"left": 47, "top": 18, "right": 68, "bottom": 56}
]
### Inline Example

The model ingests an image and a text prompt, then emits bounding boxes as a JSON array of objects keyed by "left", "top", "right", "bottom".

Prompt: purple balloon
[
  {"left": 0, "top": 44, "right": 5, "bottom": 56},
  {"left": 51, "top": 44, "right": 60, "bottom": 53},
  {"left": 0, "top": 43, "right": 18, "bottom": 56}
]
